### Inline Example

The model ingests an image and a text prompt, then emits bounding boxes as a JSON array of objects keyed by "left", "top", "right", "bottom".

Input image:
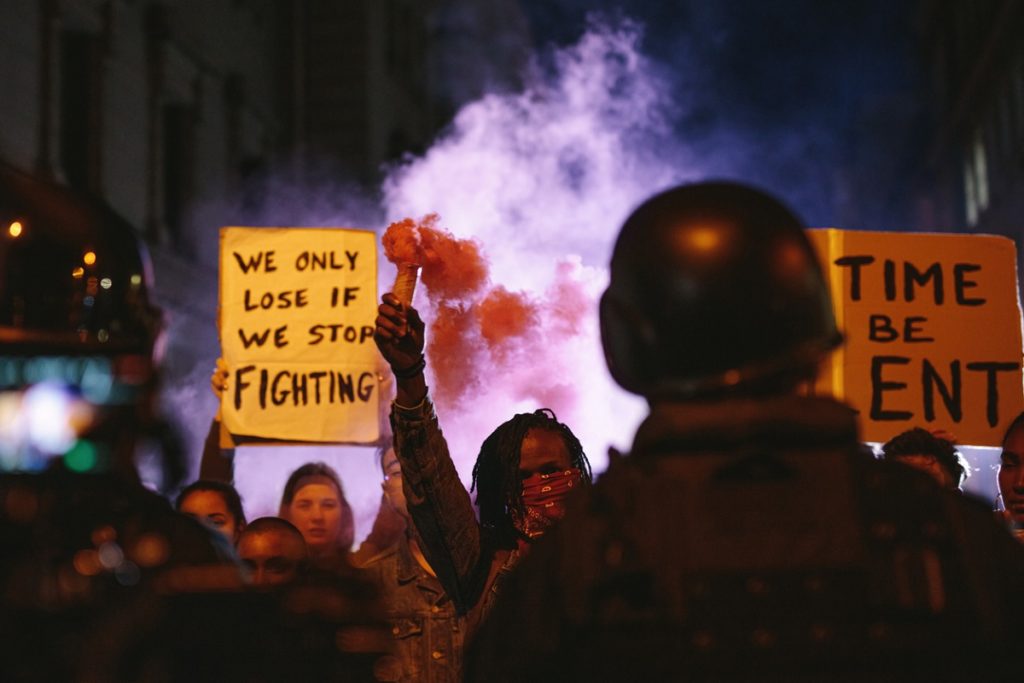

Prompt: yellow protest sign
[
  {"left": 809, "top": 229, "right": 1024, "bottom": 446},
  {"left": 219, "top": 227, "right": 380, "bottom": 443}
]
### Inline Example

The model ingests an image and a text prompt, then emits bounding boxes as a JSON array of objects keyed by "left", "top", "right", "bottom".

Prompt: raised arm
[
  {"left": 374, "top": 294, "right": 488, "bottom": 612},
  {"left": 198, "top": 358, "right": 235, "bottom": 482}
]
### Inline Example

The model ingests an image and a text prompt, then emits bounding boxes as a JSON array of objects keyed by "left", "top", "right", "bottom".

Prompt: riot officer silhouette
[{"left": 467, "top": 181, "right": 1024, "bottom": 682}]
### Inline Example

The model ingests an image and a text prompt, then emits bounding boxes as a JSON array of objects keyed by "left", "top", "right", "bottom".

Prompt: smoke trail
[{"left": 381, "top": 16, "right": 687, "bottom": 479}]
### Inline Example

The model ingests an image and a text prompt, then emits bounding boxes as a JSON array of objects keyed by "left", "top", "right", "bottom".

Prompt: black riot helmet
[{"left": 600, "top": 181, "right": 841, "bottom": 399}]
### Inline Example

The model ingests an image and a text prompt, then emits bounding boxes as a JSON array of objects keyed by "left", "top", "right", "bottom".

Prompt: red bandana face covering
[{"left": 513, "top": 468, "right": 583, "bottom": 540}]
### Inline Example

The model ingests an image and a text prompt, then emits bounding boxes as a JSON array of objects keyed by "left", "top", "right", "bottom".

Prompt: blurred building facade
[
  {"left": 0, "top": 0, "right": 443, "bottom": 462},
  {"left": 917, "top": 0, "right": 1024, "bottom": 241}
]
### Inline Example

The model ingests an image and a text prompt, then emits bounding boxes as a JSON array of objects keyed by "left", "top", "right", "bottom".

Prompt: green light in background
[{"left": 65, "top": 440, "right": 98, "bottom": 472}]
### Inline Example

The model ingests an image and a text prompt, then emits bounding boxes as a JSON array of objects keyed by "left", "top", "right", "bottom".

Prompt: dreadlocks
[{"left": 470, "top": 408, "right": 591, "bottom": 543}]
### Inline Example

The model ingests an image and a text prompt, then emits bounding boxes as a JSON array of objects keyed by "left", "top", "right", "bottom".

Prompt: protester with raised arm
[{"left": 374, "top": 293, "right": 591, "bottom": 632}]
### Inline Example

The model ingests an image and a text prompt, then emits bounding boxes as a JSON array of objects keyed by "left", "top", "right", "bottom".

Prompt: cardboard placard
[
  {"left": 809, "top": 229, "right": 1024, "bottom": 446},
  {"left": 219, "top": 227, "right": 380, "bottom": 444}
]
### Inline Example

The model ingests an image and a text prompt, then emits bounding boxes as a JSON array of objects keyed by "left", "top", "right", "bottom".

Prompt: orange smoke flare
[
  {"left": 382, "top": 214, "right": 488, "bottom": 302},
  {"left": 381, "top": 216, "right": 428, "bottom": 265}
]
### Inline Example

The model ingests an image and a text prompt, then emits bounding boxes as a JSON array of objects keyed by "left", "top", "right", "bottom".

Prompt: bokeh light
[{"left": 64, "top": 439, "right": 98, "bottom": 473}]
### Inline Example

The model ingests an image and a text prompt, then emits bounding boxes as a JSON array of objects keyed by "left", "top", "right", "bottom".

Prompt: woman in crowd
[
  {"left": 175, "top": 479, "right": 247, "bottom": 544},
  {"left": 278, "top": 462, "right": 355, "bottom": 569}
]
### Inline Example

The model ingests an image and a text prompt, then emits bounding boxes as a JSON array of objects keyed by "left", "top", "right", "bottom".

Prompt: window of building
[
  {"left": 1012, "top": 52, "right": 1024, "bottom": 144},
  {"left": 239, "top": 156, "right": 267, "bottom": 216},
  {"left": 59, "top": 31, "right": 101, "bottom": 192},
  {"left": 162, "top": 104, "right": 196, "bottom": 245},
  {"left": 999, "top": 84, "right": 1013, "bottom": 158}
]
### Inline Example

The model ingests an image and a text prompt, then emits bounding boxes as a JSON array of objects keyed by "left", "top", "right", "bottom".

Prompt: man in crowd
[
  {"left": 466, "top": 181, "right": 1024, "bottom": 681},
  {"left": 373, "top": 293, "right": 591, "bottom": 636},
  {"left": 236, "top": 517, "right": 308, "bottom": 587},
  {"left": 881, "top": 427, "right": 969, "bottom": 491}
]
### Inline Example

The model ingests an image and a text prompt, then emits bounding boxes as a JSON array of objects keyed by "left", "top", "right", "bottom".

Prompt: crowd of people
[{"left": 3, "top": 178, "right": 1024, "bottom": 681}]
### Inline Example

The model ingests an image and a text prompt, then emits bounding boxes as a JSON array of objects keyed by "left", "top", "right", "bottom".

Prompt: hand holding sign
[{"left": 211, "top": 357, "right": 229, "bottom": 398}]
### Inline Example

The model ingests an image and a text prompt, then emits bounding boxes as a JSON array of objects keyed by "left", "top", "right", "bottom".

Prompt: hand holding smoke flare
[
  {"left": 374, "top": 292, "right": 426, "bottom": 382},
  {"left": 381, "top": 214, "right": 489, "bottom": 407}
]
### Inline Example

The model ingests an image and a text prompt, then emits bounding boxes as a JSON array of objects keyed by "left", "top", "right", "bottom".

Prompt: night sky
[{"left": 435, "top": 0, "right": 928, "bottom": 229}]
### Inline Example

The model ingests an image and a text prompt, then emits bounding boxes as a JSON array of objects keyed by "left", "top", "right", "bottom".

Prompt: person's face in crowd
[
  {"left": 518, "top": 428, "right": 572, "bottom": 483},
  {"left": 285, "top": 477, "right": 346, "bottom": 555},
  {"left": 999, "top": 425, "right": 1024, "bottom": 526},
  {"left": 381, "top": 448, "right": 409, "bottom": 521},
  {"left": 179, "top": 490, "right": 241, "bottom": 543},
  {"left": 895, "top": 453, "right": 955, "bottom": 489},
  {"left": 237, "top": 530, "right": 306, "bottom": 587}
]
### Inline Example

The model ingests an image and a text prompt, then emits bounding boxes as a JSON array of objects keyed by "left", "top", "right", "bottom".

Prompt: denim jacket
[
  {"left": 390, "top": 397, "right": 519, "bottom": 634},
  {"left": 362, "top": 534, "right": 465, "bottom": 683}
]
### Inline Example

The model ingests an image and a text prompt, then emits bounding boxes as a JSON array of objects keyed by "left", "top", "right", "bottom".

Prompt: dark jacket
[{"left": 467, "top": 394, "right": 1024, "bottom": 682}]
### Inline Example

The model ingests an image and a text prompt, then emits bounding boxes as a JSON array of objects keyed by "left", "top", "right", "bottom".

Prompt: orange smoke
[
  {"left": 382, "top": 214, "right": 488, "bottom": 301},
  {"left": 418, "top": 225, "right": 488, "bottom": 300},
  {"left": 426, "top": 302, "right": 484, "bottom": 409},
  {"left": 543, "top": 260, "right": 591, "bottom": 336},
  {"left": 381, "top": 214, "right": 592, "bottom": 415},
  {"left": 476, "top": 287, "right": 538, "bottom": 351},
  {"left": 381, "top": 215, "right": 428, "bottom": 265}
]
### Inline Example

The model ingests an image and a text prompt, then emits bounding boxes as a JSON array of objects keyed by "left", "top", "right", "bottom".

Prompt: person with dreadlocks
[{"left": 373, "top": 292, "right": 592, "bottom": 634}]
